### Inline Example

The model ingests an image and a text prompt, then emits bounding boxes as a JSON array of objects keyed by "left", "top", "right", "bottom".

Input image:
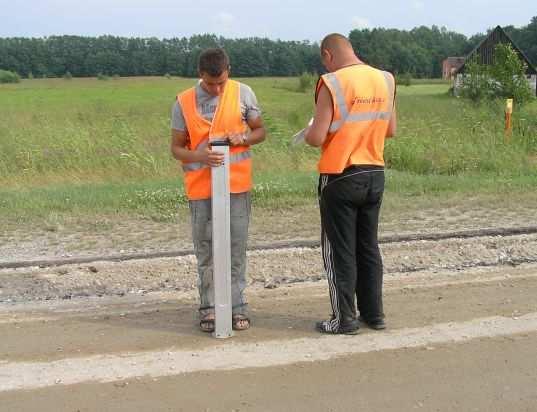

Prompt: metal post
[
  {"left": 505, "top": 98, "right": 513, "bottom": 142},
  {"left": 210, "top": 140, "right": 233, "bottom": 338}
]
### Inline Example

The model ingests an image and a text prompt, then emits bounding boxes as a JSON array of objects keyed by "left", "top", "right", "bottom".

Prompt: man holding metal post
[
  {"left": 304, "top": 33, "right": 397, "bottom": 334},
  {"left": 170, "top": 48, "right": 266, "bottom": 333}
]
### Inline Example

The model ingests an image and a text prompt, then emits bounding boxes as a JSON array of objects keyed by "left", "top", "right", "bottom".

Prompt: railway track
[{"left": 2, "top": 225, "right": 537, "bottom": 270}]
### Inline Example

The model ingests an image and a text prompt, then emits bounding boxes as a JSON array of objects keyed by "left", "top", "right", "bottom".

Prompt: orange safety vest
[
  {"left": 315, "top": 65, "right": 395, "bottom": 174},
  {"left": 177, "top": 79, "right": 252, "bottom": 200}
]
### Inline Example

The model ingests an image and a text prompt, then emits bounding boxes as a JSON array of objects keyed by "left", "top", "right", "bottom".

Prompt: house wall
[
  {"left": 443, "top": 58, "right": 464, "bottom": 80},
  {"left": 529, "top": 75, "right": 537, "bottom": 96},
  {"left": 442, "top": 61, "right": 448, "bottom": 79},
  {"left": 454, "top": 74, "right": 537, "bottom": 97},
  {"left": 454, "top": 74, "right": 464, "bottom": 96}
]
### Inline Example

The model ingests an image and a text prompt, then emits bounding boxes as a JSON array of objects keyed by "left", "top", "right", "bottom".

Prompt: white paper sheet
[{"left": 291, "top": 117, "right": 314, "bottom": 145}]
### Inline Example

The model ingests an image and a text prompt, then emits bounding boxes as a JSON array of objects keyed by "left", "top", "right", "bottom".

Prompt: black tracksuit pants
[{"left": 318, "top": 165, "right": 385, "bottom": 332}]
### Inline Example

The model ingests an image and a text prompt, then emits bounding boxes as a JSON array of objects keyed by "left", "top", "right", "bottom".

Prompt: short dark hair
[
  {"left": 198, "top": 48, "right": 230, "bottom": 77},
  {"left": 320, "top": 33, "right": 351, "bottom": 53}
]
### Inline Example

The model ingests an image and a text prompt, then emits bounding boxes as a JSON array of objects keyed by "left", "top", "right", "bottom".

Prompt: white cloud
[
  {"left": 412, "top": 0, "right": 425, "bottom": 11},
  {"left": 351, "top": 16, "right": 371, "bottom": 30},
  {"left": 212, "top": 11, "right": 236, "bottom": 29},
  {"left": 208, "top": 11, "right": 239, "bottom": 36}
]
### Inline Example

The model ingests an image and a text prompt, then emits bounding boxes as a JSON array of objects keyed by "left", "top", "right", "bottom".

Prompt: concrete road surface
[{"left": 1, "top": 264, "right": 537, "bottom": 411}]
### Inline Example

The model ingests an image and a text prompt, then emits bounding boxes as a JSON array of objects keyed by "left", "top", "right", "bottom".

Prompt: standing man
[
  {"left": 304, "top": 33, "right": 397, "bottom": 334},
  {"left": 170, "top": 48, "right": 266, "bottom": 333}
]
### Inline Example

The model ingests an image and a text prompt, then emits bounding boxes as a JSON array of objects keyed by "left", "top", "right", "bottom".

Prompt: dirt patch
[{"left": 1, "top": 264, "right": 536, "bottom": 363}]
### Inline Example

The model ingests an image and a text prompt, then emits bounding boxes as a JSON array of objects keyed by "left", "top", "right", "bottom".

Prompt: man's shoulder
[
  {"left": 177, "top": 85, "right": 197, "bottom": 100},
  {"left": 237, "top": 82, "right": 257, "bottom": 99},
  {"left": 366, "top": 65, "right": 394, "bottom": 78},
  {"left": 237, "top": 81, "right": 254, "bottom": 92}
]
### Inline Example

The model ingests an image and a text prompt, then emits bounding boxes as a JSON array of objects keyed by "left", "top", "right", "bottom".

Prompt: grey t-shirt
[{"left": 171, "top": 81, "right": 261, "bottom": 132}]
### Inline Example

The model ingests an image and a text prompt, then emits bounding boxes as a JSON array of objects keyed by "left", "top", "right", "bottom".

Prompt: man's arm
[
  {"left": 386, "top": 73, "right": 397, "bottom": 138},
  {"left": 170, "top": 129, "right": 224, "bottom": 167},
  {"left": 246, "top": 116, "right": 266, "bottom": 145},
  {"left": 304, "top": 84, "right": 333, "bottom": 147},
  {"left": 386, "top": 107, "right": 397, "bottom": 138},
  {"left": 229, "top": 84, "right": 266, "bottom": 147}
]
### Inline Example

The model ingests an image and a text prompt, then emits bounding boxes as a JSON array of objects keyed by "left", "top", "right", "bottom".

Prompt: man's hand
[
  {"left": 171, "top": 129, "right": 224, "bottom": 167},
  {"left": 227, "top": 132, "right": 249, "bottom": 146},
  {"left": 198, "top": 147, "right": 225, "bottom": 167}
]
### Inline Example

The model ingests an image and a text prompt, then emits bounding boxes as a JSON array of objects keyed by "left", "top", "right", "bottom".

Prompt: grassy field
[{"left": 1, "top": 76, "right": 536, "bottom": 223}]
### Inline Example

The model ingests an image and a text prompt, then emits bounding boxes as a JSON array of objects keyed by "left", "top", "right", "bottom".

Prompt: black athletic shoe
[
  {"left": 315, "top": 318, "right": 360, "bottom": 335},
  {"left": 358, "top": 316, "right": 386, "bottom": 330}
]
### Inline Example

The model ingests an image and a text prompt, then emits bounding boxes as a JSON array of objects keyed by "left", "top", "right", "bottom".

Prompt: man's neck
[{"left": 333, "top": 56, "right": 363, "bottom": 71}]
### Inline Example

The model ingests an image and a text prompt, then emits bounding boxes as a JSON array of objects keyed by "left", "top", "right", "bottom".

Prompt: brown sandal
[
  {"left": 232, "top": 314, "right": 250, "bottom": 331},
  {"left": 199, "top": 314, "right": 215, "bottom": 333}
]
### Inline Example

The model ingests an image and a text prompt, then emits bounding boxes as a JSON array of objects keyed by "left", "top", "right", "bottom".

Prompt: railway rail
[{"left": 2, "top": 225, "right": 537, "bottom": 270}]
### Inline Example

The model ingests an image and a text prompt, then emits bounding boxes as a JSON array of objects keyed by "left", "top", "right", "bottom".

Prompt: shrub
[
  {"left": 459, "top": 56, "right": 492, "bottom": 102},
  {"left": 0, "top": 70, "right": 21, "bottom": 84},
  {"left": 97, "top": 73, "right": 109, "bottom": 81},
  {"left": 397, "top": 72, "right": 412, "bottom": 86},
  {"left": 489, "top": 43, "right": 533, "bottom": 104},
  {"left": 297, "top": 72, "right": 316, "bottom": 93},
  {"left": 63, "top": 71, "right": 73, "bottom": 80},
  {"left": 460, "top": 44, "right": 534, "bottom": 104},
  {"left": 28, "top": 72, "right": 34, "bottom": 79},
  {"left": 164, "top": 73, "right": 172, "bottom": 79}
]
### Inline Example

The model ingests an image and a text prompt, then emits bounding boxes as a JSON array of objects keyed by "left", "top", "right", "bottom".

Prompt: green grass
[
  {"left": 1, "top": 76, "right": 536, "bottom": 222},
  {"left": 387, "top": 90, "right": 537, "bottom": 175},
  {"left": 406, "top": 78, "right": 452, "bottom": 85},
  {"left": 2, "top": 169, "right": 536, "bottom": 224},
  {"left": 0, "top": 76, "right": 317, "bottom": 185}
]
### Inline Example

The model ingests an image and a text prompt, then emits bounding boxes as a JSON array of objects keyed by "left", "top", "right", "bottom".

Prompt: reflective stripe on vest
[
  {"left": 182, "top": 150, "right": 252, "bottom": 172},
  {"left": 317, "top": 65, "right": 395, "bottom": 173},
  {"left": 325, "top": 71, "right": 394, "bottom": 133},
  {"left": 177, "top": 79, "right": 253, "bottom": 200}
]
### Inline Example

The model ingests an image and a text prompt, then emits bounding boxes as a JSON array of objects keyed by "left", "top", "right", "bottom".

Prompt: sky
[{"left": 0, "top": 0, "right": 534, "bottom": 41}]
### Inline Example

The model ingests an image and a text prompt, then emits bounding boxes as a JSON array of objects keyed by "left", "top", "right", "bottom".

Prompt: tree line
[
  {"left": 0, "top": 17, "right": 535, "bottom": 79},
  {"left": 0, "top": 35, "right": 322, "bottom": 79},
  {"left": 349, "top": 16, "right": 537, "bottom": 78}
]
